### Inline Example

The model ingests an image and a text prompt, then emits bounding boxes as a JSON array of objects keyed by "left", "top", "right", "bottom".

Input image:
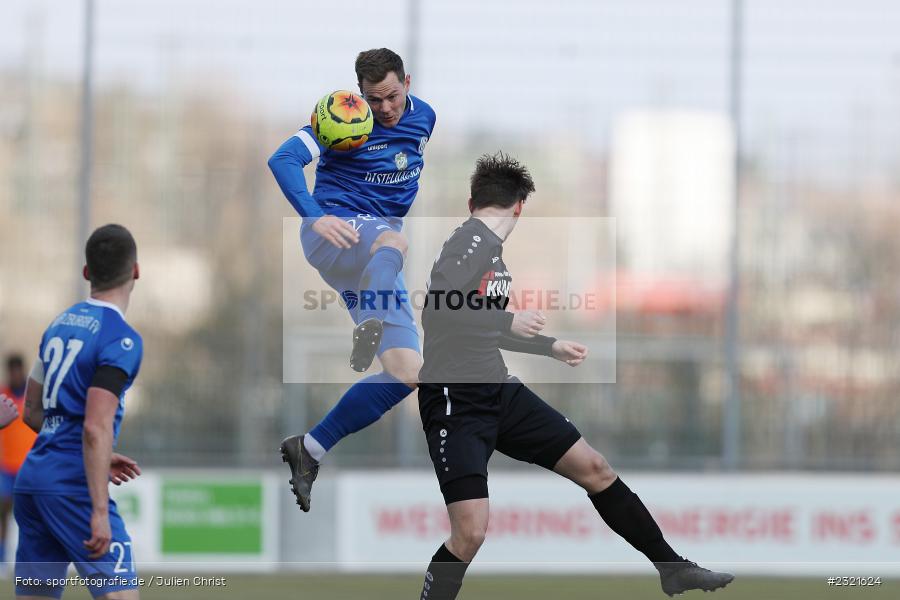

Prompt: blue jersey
[
  {"left": 15, "top": 299, "right": 142, "bottom": 495},
  {"left": 269, "top": 94, "right": 436, "bottom": 218}
]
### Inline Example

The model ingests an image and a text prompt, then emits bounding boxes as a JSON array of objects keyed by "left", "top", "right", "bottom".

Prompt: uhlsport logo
[{"left": 121, "top": 337, "right": 135, "bottom": 351}]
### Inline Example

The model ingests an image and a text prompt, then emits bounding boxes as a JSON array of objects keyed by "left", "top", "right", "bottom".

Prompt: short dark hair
[
  {"left": 469, "top": 152, "right": 536, "bottom": 210},
  {"left": 355, "top": 48, "right": 405, "bottom": 86},
  {"left": 85, "top": 224, "right": 137, "bottom": 291},
  {"left": 5, "top": 354, "right": 24, "bottom": 372}
]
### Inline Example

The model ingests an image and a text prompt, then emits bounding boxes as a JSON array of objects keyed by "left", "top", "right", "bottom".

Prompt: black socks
[
  {"left": 589, "top": 477, "right": 684, "bottom": 568},
  {"left": 420, "top": 478, "right": 680, "bottom": 599},
  {"left": 420, "top": 543, "right": 469, "bottom": 600}
]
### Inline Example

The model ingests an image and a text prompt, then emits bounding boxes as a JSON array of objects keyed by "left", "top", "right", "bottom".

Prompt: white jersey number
[{"left": 41, "top": 337, "right": 85, "bottom": 410}]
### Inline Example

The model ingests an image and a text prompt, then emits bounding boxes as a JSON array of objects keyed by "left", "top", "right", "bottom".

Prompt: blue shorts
[
  {"left": 0, "top": 468, "right": 16, "bottom": 499},
  {"left": 300, "top": 209, "right": 420, "bottom": 354},
  {"left": 14, "top": 493, "right": 138, "bottom": 599}
]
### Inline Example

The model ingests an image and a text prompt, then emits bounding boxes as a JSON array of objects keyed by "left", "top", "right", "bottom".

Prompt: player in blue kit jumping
[
  {"left": 14, "top": 224, "right": 143, "bottom": 599},
  {"left": 269, "top": 48, "right": 436, "bottom": 511}
]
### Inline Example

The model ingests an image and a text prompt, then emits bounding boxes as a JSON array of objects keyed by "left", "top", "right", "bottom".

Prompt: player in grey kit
[{"left": 416, "top": 153, "right": 734, "bottom": 599}]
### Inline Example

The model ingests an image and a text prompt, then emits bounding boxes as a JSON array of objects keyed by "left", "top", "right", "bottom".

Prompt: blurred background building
[{"left": 1, "top": 0, "right": 899, "bottom": 475}]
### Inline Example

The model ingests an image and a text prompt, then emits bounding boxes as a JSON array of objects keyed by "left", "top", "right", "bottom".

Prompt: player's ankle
[{"left": 303, "top": 434, "right": 327, "bottom": 462}]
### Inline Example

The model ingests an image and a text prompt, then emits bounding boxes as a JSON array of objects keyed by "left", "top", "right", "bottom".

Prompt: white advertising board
[{"left": 336, "top": 471, "right": 900, "bottom": 575}]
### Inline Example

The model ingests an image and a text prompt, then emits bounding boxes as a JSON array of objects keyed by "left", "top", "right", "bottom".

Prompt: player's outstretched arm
[
  {"left": 509, "top": 310, "right": 547, "bottom": 338},
  {"left": 550, "top": 340, "right": 589, "bottom": 367},
  {"left": 82, "top": 386, "right": 119, "bottom": 558},
  {"left": 268, "top": 133, "right": 325, "bottom": 218},
  {"left": 498, "top": 331, "right": 557, "bottom": 357}
]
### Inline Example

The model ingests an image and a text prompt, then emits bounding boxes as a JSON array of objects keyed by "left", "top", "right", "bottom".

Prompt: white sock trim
[{"left": 303, "top": 433, "right": 327, "bottom": 462}]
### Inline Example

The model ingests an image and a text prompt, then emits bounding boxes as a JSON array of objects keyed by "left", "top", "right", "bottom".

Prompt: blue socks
[
  {"left": 357, "top": 246, "right": 404, "bottom": 323},
  {"left": 306, "top": 246, "right": 410, "bottom": 455},
  {"left": 308, "top": 371, "right": 413, "bottom": 451}
]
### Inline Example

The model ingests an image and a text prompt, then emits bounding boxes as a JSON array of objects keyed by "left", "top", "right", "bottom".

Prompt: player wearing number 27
[{"left": 14, "top": 224, "right": 143, "bottom": 600}]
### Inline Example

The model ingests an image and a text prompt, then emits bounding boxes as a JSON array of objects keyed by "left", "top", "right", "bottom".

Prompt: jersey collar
[
  {"left": 86, "top": 297, "right": 125, "bottom": 319},
  {"left": 391, "top": 95, "right": 413, "bottom": 127}
]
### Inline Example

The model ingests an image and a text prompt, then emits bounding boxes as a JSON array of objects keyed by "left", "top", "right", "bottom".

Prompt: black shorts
[{"left": 418, "top": 377, "right": 581, "bottom": 504}]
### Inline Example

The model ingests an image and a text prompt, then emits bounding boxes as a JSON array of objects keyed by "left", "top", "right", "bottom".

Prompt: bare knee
[
  {"left": 385, "top": 361, "right": 420, "bottom": 389},
  {"left": 449, "top": 523, "right": 487, "bottom": 562},
  {"left": 380, "top": 349, "right": 421, "bottom": 389},
  {"left": 555, "top": 439, "right": 618, "bottom": 493},
  {"left": 584, "top": 450, "right": 618, "bottom": 493},
  {"left": 370, "top": 230, "right": 408, "bottom": 257}
]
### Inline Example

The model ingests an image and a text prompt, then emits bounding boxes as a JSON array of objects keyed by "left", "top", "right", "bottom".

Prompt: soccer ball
[{"left": 311, "top": 90, "right": 373, "bottom": 151}]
